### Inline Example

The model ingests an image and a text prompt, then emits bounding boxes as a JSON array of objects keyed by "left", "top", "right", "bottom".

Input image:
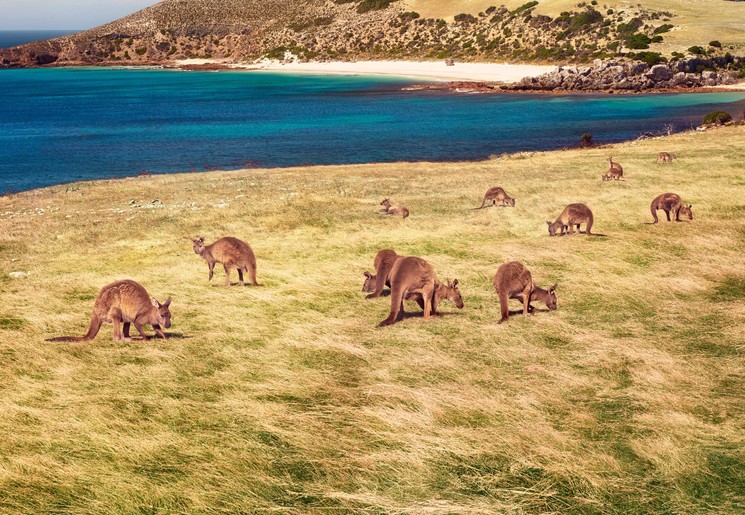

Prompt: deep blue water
[
  {"left": 0, "top": 30, "right": 79, "bottom": 49},
  {"left": 1, "top": 67, "right": 745, "bottom": 192}
]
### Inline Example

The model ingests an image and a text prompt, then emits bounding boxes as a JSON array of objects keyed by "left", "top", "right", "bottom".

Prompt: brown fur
[
  {"left": 190, "top": 236, "right": 259, "bottom": 286},
  {"left": 493, "top": 262, "right": 557, "bottom": 323},
  {"left": 47, "top": 280, "right": 171, "bottom": 342},
  {"left": 362, "top": 249, "right": 401, "bottom": 299},
  {"left": 656, "top": 152, "right": 676, "bottom": 163},
  {"left": 650, "top": 193, "right": 693, "bottom": 223},
  {"left": 473, "top": 186, "right": 516, "bottom": 209},
  {"left": 602, "top": 156, "right": 624, "bottom": 181},
  {"left": 380, "top": 198, "right": 410, "bottom": 219},
  {"left": 379, "top": 257, "right": 463, "bottom": 326},
  {"left": 547, "top": 203, "right": 596, "bottom": 236}
]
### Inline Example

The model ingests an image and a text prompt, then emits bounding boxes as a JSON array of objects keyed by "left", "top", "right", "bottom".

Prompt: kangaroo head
[
  {"left": 444, "top": 279, "right": 464, "bottom": 309},
  {"left": 546, "top": 284, "right": 558, "bottom": 311},
  {"left": 680, "top": 204, "right": 693, "bottom": 220},
  {"left": 380, "top": 198, "right": 391, "bottom": 207},
  {"left": 547, "top": 221, "right": 558, "bottom": 236},
  {"left": 507, "top": 197, "right": 516, "bottom": 207},
  {"left": 191, "top": 236, "right": 206, "bottom": 255},
  {"left": 151, "top": 296, "right": 172, "bottom": 328},
  {"left": 362, "top": 271, "right": 376, "bottom": 292}
]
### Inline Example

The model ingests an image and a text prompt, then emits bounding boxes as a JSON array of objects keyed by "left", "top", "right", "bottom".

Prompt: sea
[
  {"left": 0, "top": 30, "right": 79, "bottom": 49},
  {"left": 1, "top": 66, "right": 745, "bottom": 193}
]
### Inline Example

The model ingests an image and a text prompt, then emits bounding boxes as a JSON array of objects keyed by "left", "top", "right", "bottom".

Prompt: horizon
[{"left": 0, "top": 0, "right": 157, "bottom": 31}]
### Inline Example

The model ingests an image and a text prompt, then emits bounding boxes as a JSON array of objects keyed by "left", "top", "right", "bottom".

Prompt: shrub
[
  {"left": 399, "top": 11, "right": 419, "bottom": 22},
  {"left": 454, "top": 13, "right": 477, "bottom": 23},
  {"left": 135, "top": 47, "right": 147, "bottom": 56},
  {"left": 709, "top": 40, "right": 722, "bottom": 48},
  {"left": 702, "top": 111, "right": 732, "bottom": 125},
  {"left": 568, "top": 9, "right": 603, "bottom": 33},
  {"left": 633, "top": 51, "right": 667, "bottom": 66},
  {"left": 512, "top": 1, "right": 539, "bottom": 15},
  {"left": 357, "top": 0, "right": 397, "bottom": 13},
  {"left": 581, "top": 132, "right": 593, "bottom": 147},
  {"left": 651, "top": 35, "right": 663, "bottom": 43},
  {"left": 688, "top": 46, "right": 706, "bottom": 55},
  {"left": 625, "top": 33, "right": 652, "bottom": 49},
  {"left": 653, "top": 23, "right": 673, "bottom": 35}
]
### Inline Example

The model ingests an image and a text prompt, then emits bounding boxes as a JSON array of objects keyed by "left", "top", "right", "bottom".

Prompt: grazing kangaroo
[
  {"left": 547, "top": 203, "right": 598, "bottom": 236},
  {"left": 602, "top": 157, "right": 624, "bottom": 181},
  {"left": 650, "top": 193, "right": 693, "bottom": 223},
  {"left": 380, "top": 198, "right": 410, "bottom": 219},
  {"left": 656, "top": 152, "right": 676, "bottom": 163},
  {"left": 473, "top": 186, "right": 516, "bottom": 209},
  {"left": 190, "top": 236, "right": 259, "bottom": 287},
  {"left": 493, "top": 261, "right": 557, "bottom": 324},
  {"left": 379, "top": 256, "right": 462, "bottom": 326},
  {"left": 362, "top": 249, "right": 401, "bottom": 299},
  {"left": 47, "top": 280, "right": 171, "bottom": 342}
]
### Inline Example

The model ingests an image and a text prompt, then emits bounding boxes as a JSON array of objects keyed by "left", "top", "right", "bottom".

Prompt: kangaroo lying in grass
[
  {"left": 380, "top": 198, "right": 409, "bottom": 219},
  {"left": 547, "top": 203, "right": 599, "bottom": 236},
  {"left": 379, "top": 256, "right": 463, "bottom": 326},
  {"left": 602, "top": 156, "right": 624, "bottom": 181},
  {"left": 47, "top": 280, "right": 171, "bottom": 341},
  {"left": 473, "top": 186, "right": 516, "bottom": 209},
  {"left": 650, "top": 193, "right": 693, "bottom": 223},
  {"left": 656, "top": 152, "right": 676, "bottom": 163},
  {"left": 493, "top": 261, "right": 557, "bottom": 324},
  {"left": 190, "top": 236, "right": 259, "bottom": 286},
  {"left": 362, "top": 249, "right": 401, "bottom": 299}
]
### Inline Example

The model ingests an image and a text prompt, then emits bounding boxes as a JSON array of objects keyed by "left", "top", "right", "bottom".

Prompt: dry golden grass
[
  {"left": 407, "top": 0, "right": 745, "bottom": 53},
  {"left": 0, "top": 126, "right": 744, "bottom": 512}
]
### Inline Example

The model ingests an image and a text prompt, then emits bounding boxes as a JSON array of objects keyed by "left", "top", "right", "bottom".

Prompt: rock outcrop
[{"left": 504, "top": 56, "right": 742, "bottom": 92}]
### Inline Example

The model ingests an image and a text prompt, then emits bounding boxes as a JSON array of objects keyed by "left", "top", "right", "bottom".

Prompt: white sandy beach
[{"left": 175, "top": 58, "right": 557, "bottom": 82}]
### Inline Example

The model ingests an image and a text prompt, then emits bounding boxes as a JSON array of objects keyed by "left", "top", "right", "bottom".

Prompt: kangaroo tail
[
  {"left": 403, "top": 209, "right": 409, "bottom": 219},
  {"left": 472, "top": 197, "right": 488, "bottom": 210},
  {"left": 46, "top": 314, "right": 101, "bottom": 342},
  {"left": 498, "top": 289, "right": 509, "bottom": 322},
  {"left": 585, "top": 212, "right": 595, "bottom": 235},
  {"left": 380, "top": 285, "right": 404, "bottom": 326},
  {"left": 650, "top": 203, "right": 659, "bottom": 224}
]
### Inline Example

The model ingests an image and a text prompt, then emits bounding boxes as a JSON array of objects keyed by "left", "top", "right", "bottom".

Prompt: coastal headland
[{"left": 1, "top": 125, "right": 743, "bottom": 512}]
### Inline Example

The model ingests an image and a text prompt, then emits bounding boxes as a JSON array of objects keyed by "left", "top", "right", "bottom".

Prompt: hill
[
  {"left": 2, "top": 0, "right": 744, "bottom": 68},
  {"left": 0, "top": 126, "right": 743, "bottom": 511}
]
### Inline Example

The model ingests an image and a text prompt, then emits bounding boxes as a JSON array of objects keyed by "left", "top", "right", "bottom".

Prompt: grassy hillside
[
  {"left": 408, "top": 0, "right": 745, "bottom": 53},
  {"left": 1, "top": 126, "right": 744, "bottom": 512}
]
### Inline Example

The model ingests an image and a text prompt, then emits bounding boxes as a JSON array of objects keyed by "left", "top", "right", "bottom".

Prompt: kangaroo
[
  {"left": 493, "top": 261, "right": 557, "bottom": 324},
  {"left": 380, "top": 198, "right": 410, "bottom": 219},
  {"left": 472, "top": 186, "right": 516, "bottom": 209},
  {"left": 650, "top": 193, "right": 693, "bottom": 223},
  {"left": 602, "top": 157, "right": 624, "bottom": 181},
  {"left": 656, "top": 152, "right": 676, "bottom": 163},
  {"left": 47, "top": 280, "right": 171, "bottom": 342},
  {"left": 379, "top": 256, "right": 462, "bottom": 326},
  {"left": 547, "top": 203, "right": 597, "bottom": 236},
  {"left": 190, "top": 236, "right": 259, "bottom": 287},
  {"left": 362, "top": 249, "right": 401, "bottom": 299}
]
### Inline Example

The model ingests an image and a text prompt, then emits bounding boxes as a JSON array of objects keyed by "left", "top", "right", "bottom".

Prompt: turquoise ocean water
[{"left": 1, "top": 67, "right": 744, "bottom": 192}]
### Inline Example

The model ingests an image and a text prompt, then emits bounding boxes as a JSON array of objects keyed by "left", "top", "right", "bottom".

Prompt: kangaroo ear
[
  {"left": 453, "top": 279, "right": 459, "bottom": 287},
  {"left": 199, "top": 236, "right": 205, "bottom": 242},
  {"left": 687, "top": 204, "right": 692, "bottom": 209},
  {"left": 163, "top": 296, "right": 171, "bottom": 307},
  {"left": 364, "top": 271, "right": 372, "bottom": 278},
  {"left": 151, "top": 297, "right": 161, "bottom": 308},
  {"left": 546, "top": 221, "right": 551, "bottom": 226},
  {"left": 550, "top": 284, "right": 558, "bottom": 292}
]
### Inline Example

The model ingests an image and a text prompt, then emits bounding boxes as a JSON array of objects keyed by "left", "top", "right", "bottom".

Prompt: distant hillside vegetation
[{"left": 1, "top": 0, "right": 743, "bottom": 67}]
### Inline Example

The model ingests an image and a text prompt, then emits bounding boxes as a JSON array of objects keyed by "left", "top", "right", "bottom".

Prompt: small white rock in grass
[{"left": 9, "top": 271, "right": 30, "bottom": 279}]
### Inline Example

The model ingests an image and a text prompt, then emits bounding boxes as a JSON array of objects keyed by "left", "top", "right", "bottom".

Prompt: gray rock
[{"left": 645, "top": 64, "right": 673, "bottom": 81}]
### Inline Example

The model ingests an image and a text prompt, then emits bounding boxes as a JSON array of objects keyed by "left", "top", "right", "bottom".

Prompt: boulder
[{"left": 645, "top": 64, "right": 673, "bottom": 82}]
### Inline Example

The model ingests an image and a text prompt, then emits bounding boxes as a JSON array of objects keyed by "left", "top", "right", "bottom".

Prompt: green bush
[
  {"left": 688, "top": 46, "right": 706, "bottom": 55},
  {"left": 653, "top": 24, "right": 673, "bottom": 35},
  {"left": 512, "top": 1, "right": 539, "bottom": 15},
  {"left": 454, "top": 13, "right": 477, "bottom": 23},
  {"left": 135, "top": 47, "right": 147, "bottom": 56},
  {"left": 356, "top": 0, "right": 397, "bottom": 13},
  {"left": 632, "top": 51, "right": 667, "bottom": 66},
  {"left": 709, "top": 40, "right": 722, "bottom": 48},
  {"left": 625, "top": 33, "right": 652, "bottom": 49},
  {"left": 703, "top": 111, "right": 732, "bottom": 125}
]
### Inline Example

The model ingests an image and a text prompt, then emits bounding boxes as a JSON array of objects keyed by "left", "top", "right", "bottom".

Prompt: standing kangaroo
[
  {"left": 656, "top": 152, "right": 676, "bottom": 163},
  {"left": 190, "top": 236, "right": 259, "bottom": 287},
  {"left": 547, "top": 203, "right": 596, "bottom": 236},
  {"left": 493, "top": 262, "right": 557, "bottom": 324},
  {"left": 362, "top": 249, "right": 401, "bottom": 299},
  {"left": 473, "top": 186, "right": 516, "bottom": 209},
  {"left": 380, "top": 198, "right": 410, "bottom": 219},
  {"left": 650, "top": 193, "right": 693, "bottom": 223},
  {"left": 379, "top": 256, "right": 463, "bottom": 326},
  {"left": 602, "top": 157, "right": 624, "bottom": 181},
  {"left": 47, "top": 280, "right": 171, "bottom": 342}
]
